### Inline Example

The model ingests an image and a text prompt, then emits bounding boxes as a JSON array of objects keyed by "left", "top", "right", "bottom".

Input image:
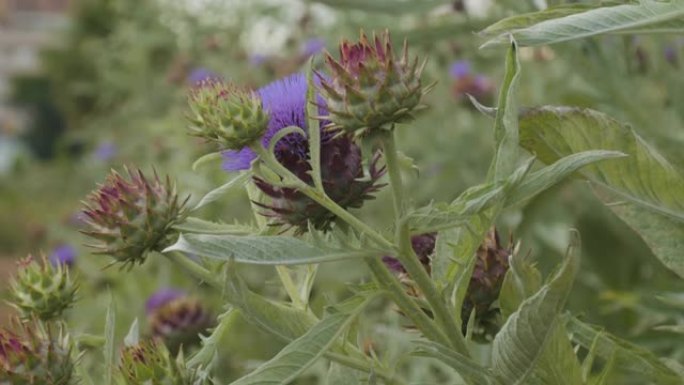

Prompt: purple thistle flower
[
  {"left": 49, "top": 244, "right": 77, "bottom": 267},
  {"left": 145, "top": 288, "right": 185, "bottom": 315},
  {"left": 300, "top": 38, "right": 326, "bottom": 57},
  {"left": 449, "top": 60, "right": 471, "bottom": 79},
  {"left": 187, "top": 67, "right": 220, "bottom": 86},
  {"left": 222, "top": 73, "right": 311, "bottom": 171},
  {"left": 93, "top": 141, "right": 116, "bottom": 161},
  {"left": 382, "top": 233, "right": 437, "bottom": 274}
]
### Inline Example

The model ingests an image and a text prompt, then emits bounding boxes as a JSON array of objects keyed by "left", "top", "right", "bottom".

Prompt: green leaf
[
  {"left": 491, "top": 232, "right": 580, "bottom": 384},
  {"left": 311, "top": 0, "right": 446, "bottom": 15},
  {"left": 192, "top": 171, "right": 252, "bottom": 211},
  {"left": 103, "top": 293, "right": 116, "bottom": 385},
  {"left": 188, "top": 308, "right": 238, "bottom": 369},
  {"left": 174, "top": 217, "right": 256, "bottom": 235},
  {"left": 498, "top": 251, "right": 542, "bottom": 320},
  {"left": 489, "top": 39, "right": 521, "bottom": 183},
  {"left": 228, "top": 296, "right": 375, "bottom": 385},
  {"left": 123, "top": 318, "right": 139, "bottom": 347},
  {"left": 519, "top": 106, "right": 684, "bottom": 277},
  {"left": 505, "top": 150, "right": 626, "bottom": 207},
  {"left": 165, "top": 233, "right": 383, "bottom": 265},
  {"left": 413, "top": 340, "right": 495, "bottom": 385},
  {"left": 326, "top": 364, "right": 361, "bottom": 385},
  {"left": 567, "top": 316, "right": 683, "bottom": 385},
  {"left": 532, "top": 322, "right": 584, "bottom": 385},
  {"left": 481, "top": 0, "right": 684, "bottom": 48},
  {"left": 306, "top": 62, "right": 324, "bottom": 192}
]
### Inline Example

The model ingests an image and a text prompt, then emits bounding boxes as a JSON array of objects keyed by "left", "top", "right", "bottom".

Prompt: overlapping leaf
[{"left": 519, "top": 106, "right": 684, "bottom": 277}]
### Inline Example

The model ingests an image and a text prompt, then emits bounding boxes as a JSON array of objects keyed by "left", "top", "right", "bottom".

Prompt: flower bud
[
  {"left": 82, "top": 168, "right": 188, "bottom": 268},
  {"left": 120, "top": 339, "right": 212, "bottom": 385},
  {"left": 461, "top": 228, "right": 511, "bottom": 341},
  {"left": 146, "top": 289, "right": 213, "bottom": 354},
  {"left": 319, "top": 30, "right": 430, "bottom": 137},
  {"left": 188, "top": 80, "right": 269, "bottom": 150},
  {"left": 9, "top": 255, "right": 78, "bottom": 321},
  {"left": 0, "top": 321, "right": 75, "bottom": 385}
]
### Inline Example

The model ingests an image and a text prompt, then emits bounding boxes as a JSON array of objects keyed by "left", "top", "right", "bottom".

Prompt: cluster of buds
[
  {"left": 146, "top": 289, "right": 214, "bottom": 354},
  {"left": 9, "top": 255, "right": 78, "bottom": 321},
  {"left": 119, "top": 339, "right": 212, "bottom": 385},
  {"left": 0, "top": 321, "right": 75, "bottom": 384},
  {"left": 461, "top": 229, "right": 511, "bottom": 341},
  {"left": 82, "top": 168, "right": 188, "bottom": 268},
  {"left": 319, "top": 30, "right": 430, "bottom": 138},
  {"left": 187, "top": 80, "right": 269, "bottom": 151}
]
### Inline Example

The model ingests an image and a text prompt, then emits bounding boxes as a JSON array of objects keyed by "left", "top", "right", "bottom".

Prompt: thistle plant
[
  {"left": 7, "top": 5, "right": 684, "bottom": 384},
  {"left": 0, "top": 321, "right": 75, "bottom": 385},
  {"left": 81, "top": 168, "right": 188, "bottom": 268},
  {"left": 9, "top": 255, "right": 78, "bottom": 321}
]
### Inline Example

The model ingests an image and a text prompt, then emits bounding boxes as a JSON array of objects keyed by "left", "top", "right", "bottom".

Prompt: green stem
[
  {"left": 250, "top": 144, "right": 452, "bottom": 347},
  {"left": 380, "top": 132, "right": 470, "bottom": 356},
  {"left": 380, "top": 131, "right": 405, "bottom": 225},
  {"left": 164, "top": 251, "right": 405, "bottom": 384}
]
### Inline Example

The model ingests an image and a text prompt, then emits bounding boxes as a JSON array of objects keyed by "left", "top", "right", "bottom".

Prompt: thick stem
[
  {"left": 380, "top": 131, "right": 405, "bottom": 225},
  {"left": 380, "top": 132, "right": 470, "bottom": 356}
]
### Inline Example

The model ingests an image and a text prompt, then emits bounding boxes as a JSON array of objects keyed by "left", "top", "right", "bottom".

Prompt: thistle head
[
  {"left": 9, "top": 255, "right": 78, "bottom": 321},
  {"left": 187, "top": 80, "right": 269, "bottom": 151},
  {"left": 82, "top": 167, "right": 188, "bottom": 268},
  {"left": 461, "top": 228, "right": 511, "bottom": 341},
  {"left": 0, "top": 321, "right": 75, "bottom": 385},
  {"left": 319, "top": 30, "right": 430, "bottom": 137},
  {"left": 382, "top": 233, "right": 436, "bottom": 275},
  {"left": 120, "top": 338, "right": 212, "bottom": 385},
  {"left": 221, "top": 73, "right": 386, "bottom": 232},
  {"left": 146, "top": 289, "right": 213, "bottom": 354}
]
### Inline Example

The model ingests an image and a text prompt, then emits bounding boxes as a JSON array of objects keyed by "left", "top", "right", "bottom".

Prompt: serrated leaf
[
  {"left": 413, "top": 340, "right": 495, "bottom": 385},
  {"left": 165, "top": 233, "right": 383, "bottom": 265},
  {"left": 491, "top": 233, "right": 580, "bottom": 384},
  {"left": 174, "top": 217, "right": 256, "bottom": 235},
  {"left": 567, "top": 316, "right": 683, "bottom": 384},
  {"left": 489, "top": 39, "right": 520, "bottom": 183},
  {"left": 229, "top": 296, "right": 375, "bottom": 385},
  {"left": 192, "top": 171, "right": 251, "bottom": 211},
  {"left": 481, "top": 0, "right": 684, "bottom": 48},
  {"left": 519, "top": 106, "right": 684, "bottom": 278},
  {"left": 188, "top": 308, "right": 238, "bottom": 368}
]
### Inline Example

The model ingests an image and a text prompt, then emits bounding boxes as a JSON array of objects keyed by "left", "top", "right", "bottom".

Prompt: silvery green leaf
[
  {"left": 192, "top": 171, "right": 251, "bottom": 211},
  {"left": 174, "top": 217, "right": 256, "bottom": 235},
  {"left": 482, "top": 0, "right": 684, "bottom": 48}
]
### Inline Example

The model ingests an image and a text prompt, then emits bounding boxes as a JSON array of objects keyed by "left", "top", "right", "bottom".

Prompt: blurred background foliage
[{"left": 1, "top": 0, "right": 683, "bottom": 381}]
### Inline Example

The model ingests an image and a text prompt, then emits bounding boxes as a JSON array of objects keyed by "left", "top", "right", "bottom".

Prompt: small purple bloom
[
  {"left": 449, "top": 60, "right": 471, "bottom": 79},
  {"left": 222, "top": 73, "right": 312, "bottom": 171},
  {"left": 664, "top": 45, "right": 679, "bottom": 66},
  {"left": 94, "top": 141, "right": 116, "bottom": 161},
  {"left": 187, "top": 67, "right": 220, "bottom": 86},
  {"left": 49, "top": 244, "right": 77, "bottom": 267},
  {"left": 145, "top": 288, "right": 185, "bottom": 315},
  {"left": 300, "top": 38, "right": 325, "bottom": 57},
  {"left": 249, "top": 53, "right": 269, "bottom": 66}
]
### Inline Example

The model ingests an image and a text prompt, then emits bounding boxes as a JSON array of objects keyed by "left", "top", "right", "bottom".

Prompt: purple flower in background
[
  {"left": 222, "top": 73, "right": 310, "bottom": 171},
  {"left": 249, "top": 53, "right": 269, "bottom": 66},
  {"left": 300, "top": 38, "right": 325, "bottom": 57},
  {"left": 382, "top": 233, "right": 437, "bottom": 274},
  {"left": 187, "top": 67, "right": 220, "bottom": 86},
  {"left": 449, "top": 60, "right": 471, "bottom": 79},
  {"left": 94, "top": 141, "right": 116, "bottom": 161},
  {"left": 145, "top": 288, "right": 185, "bottom": 315},
  {"left": 49, "top": 244, "right": 77, "bottom": 267}
]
